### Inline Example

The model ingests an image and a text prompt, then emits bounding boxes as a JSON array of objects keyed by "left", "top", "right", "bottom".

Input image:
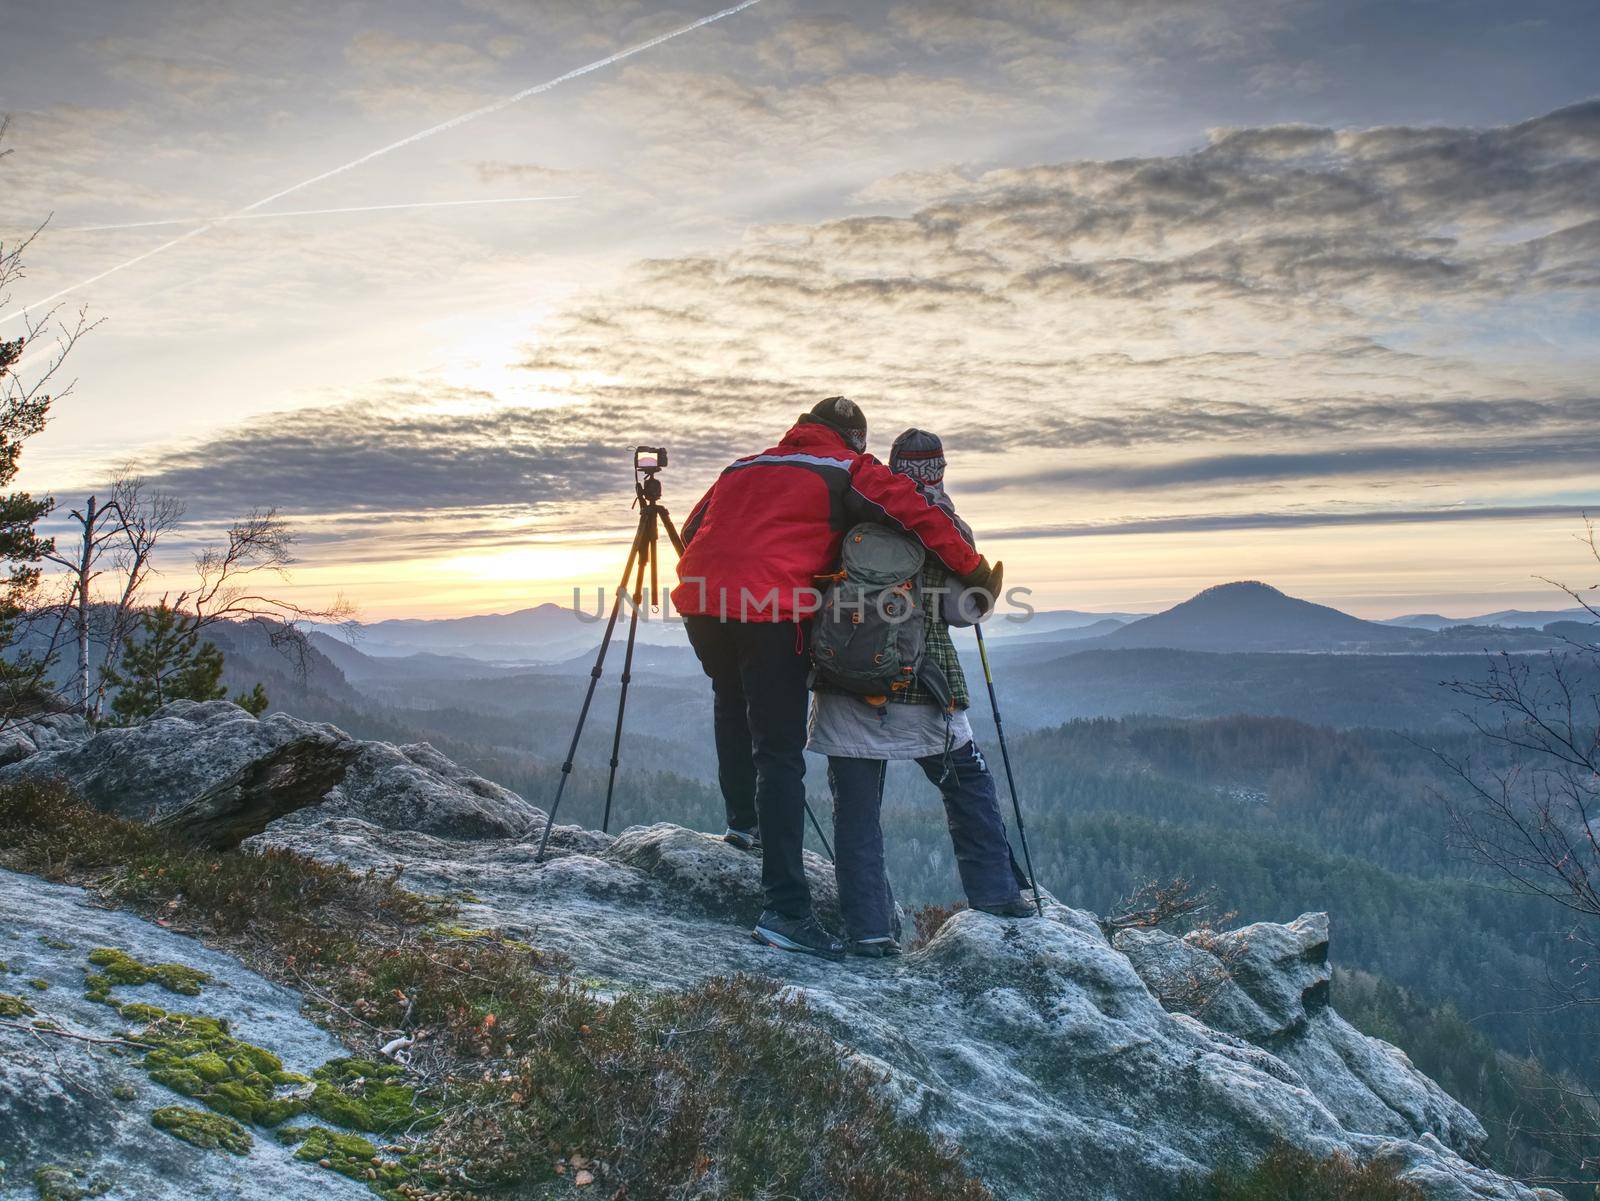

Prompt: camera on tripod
[{"left": 536, "top": 443, "right": 685, "bottom": 860}]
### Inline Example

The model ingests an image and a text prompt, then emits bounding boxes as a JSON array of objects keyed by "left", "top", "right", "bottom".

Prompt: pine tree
[
  {"left": 106, "top": 603, "right": 229, "bottom": 725},
  {"left": 0, "top": 334, "right": 57, "bottom": 718},
  {"left": 232, "top": 682, "right": 270, "bottom": 717}
]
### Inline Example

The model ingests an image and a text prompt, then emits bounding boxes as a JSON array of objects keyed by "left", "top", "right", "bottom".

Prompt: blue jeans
[
  {"left": 685, "top": 616, "right": 813, "bottom": 919},
  {"left": 828, "top": 740, "right": 1024, "bottom": 941}
]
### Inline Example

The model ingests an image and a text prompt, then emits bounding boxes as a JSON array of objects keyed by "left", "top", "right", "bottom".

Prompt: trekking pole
[
  {"left": 803, "top": 797, "right": 834, "bottom": 861},
  {"left": 974, "top": 623, "right": 1044, "bottom": 915}
]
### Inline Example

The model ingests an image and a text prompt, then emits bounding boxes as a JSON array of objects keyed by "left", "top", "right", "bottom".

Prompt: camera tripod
[
  {"left": 534, "top": 449, "right": 837, "bottom": 863},
  {"left": 534, "top": 449, "right": 683, "bottom": 862}
]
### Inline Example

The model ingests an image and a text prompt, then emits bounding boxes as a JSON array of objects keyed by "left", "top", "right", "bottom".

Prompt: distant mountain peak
[
  {"left": 1092, "top": 580, "right": 1413, "bottom": 652},
  {"left": 1188, "top": 580, "right": 1287, "bottom": 602}
]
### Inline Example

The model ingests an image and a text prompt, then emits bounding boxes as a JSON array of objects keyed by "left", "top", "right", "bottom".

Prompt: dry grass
[{"left": 1192, "top": 1142, "right": 1426, "bottom": 1201}]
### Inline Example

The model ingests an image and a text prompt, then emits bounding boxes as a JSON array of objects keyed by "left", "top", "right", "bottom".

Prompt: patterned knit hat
[
  {"left": 804, "top": 396, "right": 868, "bottom": 451},
  {"left": 890, "top": 428, "right": 946, "bottom": 485}
]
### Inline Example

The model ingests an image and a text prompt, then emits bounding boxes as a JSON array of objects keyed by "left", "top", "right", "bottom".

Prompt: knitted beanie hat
[
  {"left": 890, "top": 427, "right": 946, "bottom": 485},
  {"left": 804, "top": 396, "right": 867, "bottom": 451}
]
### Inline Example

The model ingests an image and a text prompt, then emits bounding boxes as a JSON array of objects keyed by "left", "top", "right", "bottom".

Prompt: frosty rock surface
[
  {"left": 0, "top": 869, "right": 369, "bottom": 1201},
  {"left": 0, "top": 699, "right": 539, "bottom": 838}
]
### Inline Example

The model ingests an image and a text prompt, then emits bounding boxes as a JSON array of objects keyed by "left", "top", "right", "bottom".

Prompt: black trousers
[{"left": 685, "top": 615, "right": 813, "bottom": 919}]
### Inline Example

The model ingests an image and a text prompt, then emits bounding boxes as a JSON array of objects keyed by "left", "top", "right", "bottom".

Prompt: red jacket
[{"left": 672, "top": 421, "right": 982, "bottom": 622}]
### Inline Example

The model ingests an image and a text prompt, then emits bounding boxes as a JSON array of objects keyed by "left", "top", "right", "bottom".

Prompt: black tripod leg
[
  {"left": 657, "top": 506, "right": 686, "bottom": 557},
  {"left": 600, "top": 537, "right": 649, "bottom": 834},
  {"left": 535, "top": 533, "right": 642, "bottom": 862}
]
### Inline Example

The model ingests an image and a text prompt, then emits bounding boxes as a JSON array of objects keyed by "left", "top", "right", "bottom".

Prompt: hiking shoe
[
  {"left": 848, "top": 936, "right": 902, "bottom": 959},
  {"left": 722, "top": 826, "right": 761, "bottom": 852},
  {"left": 752, "top": 910, "right": 846, "bottom": 960},
  {"left": 974, "top": 898, "right": 1037, "bottom": 919}
]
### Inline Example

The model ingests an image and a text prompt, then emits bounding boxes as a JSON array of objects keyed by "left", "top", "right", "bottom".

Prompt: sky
[{"left": 1, "top": 0, "right": 1597, "bottom": 621}]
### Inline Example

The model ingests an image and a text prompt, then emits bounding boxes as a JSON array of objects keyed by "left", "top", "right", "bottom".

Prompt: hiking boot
[
  {"left": 847, "top": 935, "right": 902, "bottom": 959},
  {"left": 722, "top": 826, "right": 761, "bottom": 852},
  {"left": 752, "top": 910, "right": 846, "bottom": 960},
  {"left": 974, "top": 898, "right": 1036, "bottom": 919}
]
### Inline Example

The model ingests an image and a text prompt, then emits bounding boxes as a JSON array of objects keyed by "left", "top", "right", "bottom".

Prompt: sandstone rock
[
  {"left": 255, "top": 817, "right": 1560, "bottom": 1201},
  {"left": 1116, "top": 914, "right": 1492, "bottom": 1160},
  {"left": 0, "top": 700, "right": 539, "bottom": 839},
  {"left": 0, "top": 712, "right": 89, "bottom": 769},
  {"left": 154, "top": 733, "right": 362, "bottom": 850},
  {"left": 0, "top": 869, "right": 368, "bottom": 1201}
]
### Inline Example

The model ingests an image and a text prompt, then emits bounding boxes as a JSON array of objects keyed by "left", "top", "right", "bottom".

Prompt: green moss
[
  {"left": 31, "top": 1165, "right": 108, "bottom": 1201},
  {"left": 36, "top": 935, "right": 72, "bottom": 951},
  {"left": 125, "top": 1007, "right": 308, "bottom": 1127},
  {"left": 0, "top": 992, "right": 34, "bottom": 1017},
  {"left": 308, "top": 1058, "right": 433, "bottom": 1134},
  {"left": 115, "top": 1002, "right": 167, "bottom": 1023},
  {"left": 434, "top": 924, "right": 494, "bottom": 940},
  {"left": 151, "top": 1105, "right": 253, "bottom": 1155},
  {"left": 110, "top": 1082, "right": 138, "bottom": 1102},
  {"left": 290, "top": 1128, "right": 413, "bottom": 1193},
  {"left": 85, "top": 947, "right": 209, "bottom": 999},
  {"left": 28, "top": 978, "right": 49, "bottom": 991}
]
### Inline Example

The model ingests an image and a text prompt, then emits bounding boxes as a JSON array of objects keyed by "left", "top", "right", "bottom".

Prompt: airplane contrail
[
  {"left": 0, "top": 0, "right": 766, "bottom": 326},
  {"left": 64, "top": 194, "right": 582, "bottom": 233}
]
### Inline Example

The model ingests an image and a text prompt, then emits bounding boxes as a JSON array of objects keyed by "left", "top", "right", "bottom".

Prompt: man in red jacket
[{"left": 673, "top": 396, "right": 1002, "bottom": 959}]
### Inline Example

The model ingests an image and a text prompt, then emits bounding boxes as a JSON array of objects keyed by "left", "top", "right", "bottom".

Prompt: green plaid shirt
[
  {"left": 813, "top": 559, "right": 971, "bottom": 712},
  {"left": 905, "top": 560, "right": 971, "bottom": 711}
]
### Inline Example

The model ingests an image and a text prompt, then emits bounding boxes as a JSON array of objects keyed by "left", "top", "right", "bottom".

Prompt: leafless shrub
[
  {"left": 1102, "top": 875, "right": 1226, "bottom": 935},
  {"left": 169, "top": 507, "right": 354, "bottom": 675},
  {"left": 1433, "top": 519, "right": 1600, "bottom": 1183},
  {"left": 909, "top": 901, "right": 967, "bottom": 949}
]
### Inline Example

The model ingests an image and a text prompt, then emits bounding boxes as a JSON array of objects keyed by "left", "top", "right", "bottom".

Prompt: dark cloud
[
  {"left": 135, "top": 396, "right": 638, "bottom": 518},
  {"left": 970, "top": 432, "right": 1600, "bottom": 492},
  {"left": 987, "top": 504, "right": 1600, "bottom": 540}
]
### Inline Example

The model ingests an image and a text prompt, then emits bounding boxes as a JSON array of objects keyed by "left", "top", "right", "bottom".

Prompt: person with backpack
[
  {"left": 808, "top": 427, "right": 1034, "bottom": 958},
  {"left": 672, "top": 399, "right": 1002, "bottom": 960}
]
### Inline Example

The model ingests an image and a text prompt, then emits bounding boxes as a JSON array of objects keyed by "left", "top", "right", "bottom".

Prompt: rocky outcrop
[
  {"left": 0, "top": 713, "right": 1564, "bottom": 1201},
  {"left": 0, "top": 713, "right": 88, "bottom": 768},
  {"left": 154, "top": 734, "right": 363, "bottom": 850},
  {"left": 1115, "top": 915, "right": 1491, "bottom": 1158},
  {"left": 0, "top": 700, "right": 539, "bottom": 838}
]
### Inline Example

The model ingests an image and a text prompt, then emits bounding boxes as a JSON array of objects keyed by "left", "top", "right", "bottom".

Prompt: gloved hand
[{"left": 960, "top": 557, "right": 1005, "bottom": 608}]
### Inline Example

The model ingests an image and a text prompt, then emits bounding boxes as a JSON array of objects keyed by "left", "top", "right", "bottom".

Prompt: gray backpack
[{"left": 811, "top": 523, "right": 950, "bottom": 705}]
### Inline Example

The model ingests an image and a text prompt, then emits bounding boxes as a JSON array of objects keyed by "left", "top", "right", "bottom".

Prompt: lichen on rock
[
  {"left": 307, "top": 1059, "right": 433, "bottom": 1135},
  {"left": 31, "top": 1165, "right": 109, "bottom": 1201},
  {"left": 280, "top": 1128, "right": 414, "bottom": 1193},
  {"left": 151, "top": 1105, "right": 254, "bottom": 1155},
  {"left": 84, "top": 947, "right": 211, "bottom": 1002},
  {"left": 127, "top": 1007, "right": 309, "bottom": 1127}
]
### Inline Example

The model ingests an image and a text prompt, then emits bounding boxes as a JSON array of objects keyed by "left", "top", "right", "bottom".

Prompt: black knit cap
[{"left": 803, "top": 395, "right": 867, "bottom": 450}]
